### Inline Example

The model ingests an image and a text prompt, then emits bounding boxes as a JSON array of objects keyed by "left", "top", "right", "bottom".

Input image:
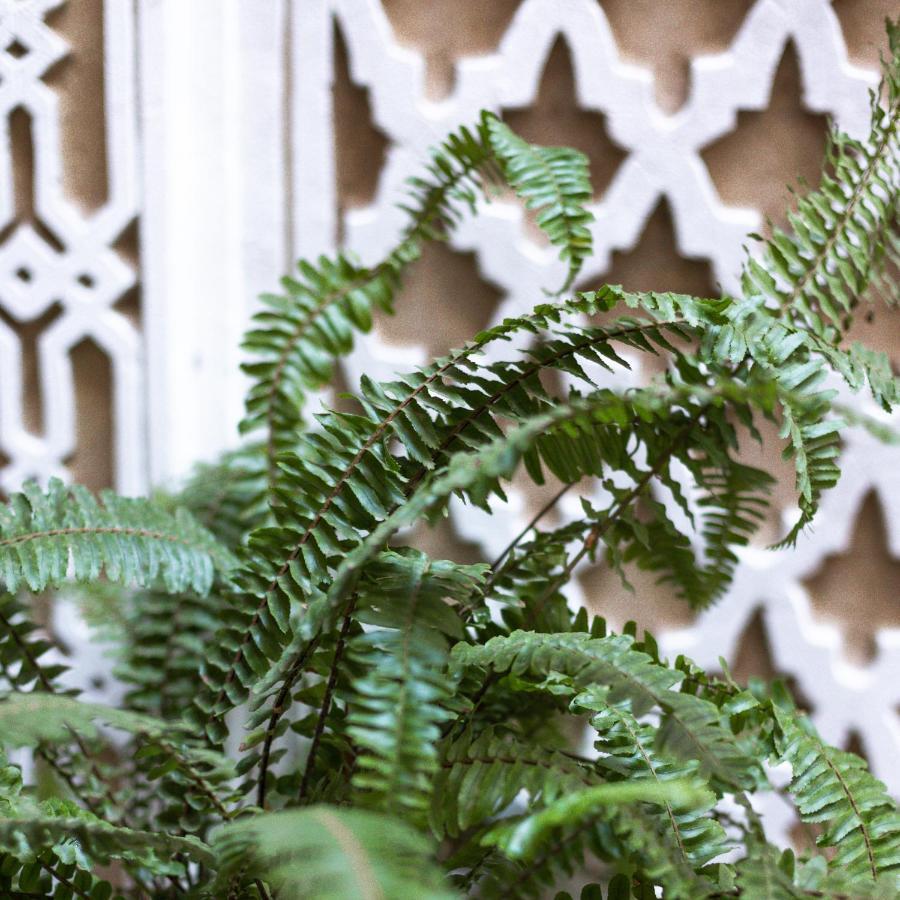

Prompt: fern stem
[
  {"left": 0, "top": 525, "right": 202, "bottom": 550},
  {"left": 821, "top": 747, "right": 878, "bottom": 880},
  {"left": 36, "top": 858, "right": 91, "bottom": 899},
  {"left": 524, "top": 425, "right": 691, "bottom": 627},
  {"left": 251, "top": 633, "right": 321, "bottom": 810},
  {"left": 439, "top": 752, "right": 596, "bottom": 786},
  {"left": 294, "top": 611, "right": 354, "bottom": 806},
  {"left": 156, "top": 737, "right": 232, "bottom": 821},
  {"left": 485, "top": 481, "right": 572, "bottom": 580},
  {"left": 612, "top": 707, "right": 689, "bottom": 866},
  {"left": 449, "top": 419, "right": 694, "bottom": 740}
]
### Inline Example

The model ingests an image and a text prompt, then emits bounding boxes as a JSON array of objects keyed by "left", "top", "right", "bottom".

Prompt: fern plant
[{"left": 0, "top": 22, "right": 898, "bottom": 900}]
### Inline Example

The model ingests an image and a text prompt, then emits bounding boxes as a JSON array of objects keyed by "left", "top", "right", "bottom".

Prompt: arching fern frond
[
  {"left": 486, "top": 778, "right": 706, "bottom": 858},
  {"left": 451, "top": 629, "right": 759, "bottom": 791},
  {"left": 774, "top": 704, "right": 900, "bottom": 886},
  {"left": 431, "top": 726, "right": 600, "bottom": 837},
  {"left": 0, "top": 479, "right": 234, "bottom": 595},
  {"left": 484, "top": 112, "right": 594, "bottom": 291},
  {"left": 240, "top": 120, "right": 492, "bottom": 499},
  {"left": 467, "top": 786, "right": 718, "bottom": 899},
  {"left": 344, "top": 550, "right": 485, "bottom": 819},
  {"left": 572, "top": 689, "right": 730, "bottom": 868},
  {"left": 482, "top": 780, "right": 715, "bottom": 900},
  {"left": 743, "top": 20, "right": 899, "bottom": 338},
  {"left": 212, "top": 806, "right": 455, "bottom": 899}
]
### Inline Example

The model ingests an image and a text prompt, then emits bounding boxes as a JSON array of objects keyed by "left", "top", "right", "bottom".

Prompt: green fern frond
[
  {"left": 573, "top": 690, "right": 730, "bottom": 867},
  {"left": 774, "top": 705, "right": 900, "bottom": 885},
  {"left": 708, "top": 297, "right": 846, "bottom": 544},
  {"left": 115, "top": 588, "right": 222, "bottom": 719},
  {"left": 811, "top": 337, "right": 899, "bottom": 411},
  {"left": 240, "top": 121, "right": 492, "bottom": 500},
  {"left": 484, "top": 112, "right": 594, "bottom": 291},
  {"left": 451, "top": 629, "right": 759, "bottom": 791},
  {"left": 431, "top": 726, "right": 600, "bottom": 836},
  {"left": 212, "top": 806, "right": 455, "bottom": 899},
  {"left": 0, "top": 479, "right": 234, "bottom": 595},
  {"left": 0, "top": 694, "right": 235, "bottom": 832},
  {"left": 244, "top": 384, "right": 708, "bottom": 742},
  {"left": 474, "top": 782, "right": 716, "bottom": 899},
  {"left": 486, "top": 778, "right": 706, "bottom": 857},
  {"left": 743, "top": 21, "right": 899, "bottom": 337},
  {"left": 192, "top": 288, "right": 709, "bottom": 739},
  {"left": 344, "top": 551, "right": 485, "bottom": 818},
  {"left": 0, "top": 804, "right": 211, "bottom": 876},
  {"left": 116, "top": 452, "right": 262, "bottom": 720}
]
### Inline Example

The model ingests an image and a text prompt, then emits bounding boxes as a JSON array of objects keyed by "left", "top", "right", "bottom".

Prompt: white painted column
[{"left": 138, "top": 0, "right": 288, "bottom": 486}]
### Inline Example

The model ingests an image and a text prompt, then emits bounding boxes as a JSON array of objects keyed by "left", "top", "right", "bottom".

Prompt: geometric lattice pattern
[{"left": 0, "top": 0, "right": 142, "bottom": 494}]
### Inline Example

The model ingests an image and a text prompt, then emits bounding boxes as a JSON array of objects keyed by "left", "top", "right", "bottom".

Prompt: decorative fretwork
[{"left": 0, "top": 0, "right": 142, "bottom": 494}]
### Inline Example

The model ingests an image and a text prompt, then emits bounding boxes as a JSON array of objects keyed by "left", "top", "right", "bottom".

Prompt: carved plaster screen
[{"left": 0, "top": 0, "right": 898, "bottom": 840}]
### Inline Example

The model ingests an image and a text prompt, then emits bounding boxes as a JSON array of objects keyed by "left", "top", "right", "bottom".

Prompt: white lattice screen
[{"left": 1, "top": 0, "right": 898, "bottom": 841}]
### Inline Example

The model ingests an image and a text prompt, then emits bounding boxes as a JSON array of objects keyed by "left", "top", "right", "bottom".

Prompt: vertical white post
[
  {"left": 291, "top": 0, "right": 335, "bottom": 260},
  {"left": 138, "top": 0, "right": 288, "bottom": 486}
]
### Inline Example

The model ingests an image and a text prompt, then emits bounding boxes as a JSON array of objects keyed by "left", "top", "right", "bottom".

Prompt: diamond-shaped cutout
[
  {"left": 5, "top": 38, "right": 29, "bottom": 61},
  {"left": 0, "top": 226, "right": 61, "bottom": 320}
]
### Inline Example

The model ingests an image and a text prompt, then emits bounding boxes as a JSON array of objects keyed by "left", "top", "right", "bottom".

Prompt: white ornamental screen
[
  {"left": 0, "top": 0, "right": 142, "bottom": 495},
  {"left": 1, "top": 0, "right": 899, "bottom": 834}
]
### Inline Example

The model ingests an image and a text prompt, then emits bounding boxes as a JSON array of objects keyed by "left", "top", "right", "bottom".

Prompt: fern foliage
[
  {"left": 743, "top": 19, "right": 899, "bottom": 338},
  {"left": 1, "top": 26, "right": 899, "bottom": 899},
  {"left": 774, "top": 705, "right": 900, "bottom": 882},
  {"left": 0, "top": 479, "right": 233, "bottom": 595},
  {"left": 213, "top": 806, "right": 454, "bottom": 899},
  {"left": 485, "top": 112, "right": 594, "bottom": 291}
]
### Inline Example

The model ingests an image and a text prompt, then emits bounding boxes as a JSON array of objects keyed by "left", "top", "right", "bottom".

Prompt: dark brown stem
[
  {"left": 296, "top": 610, "right": 355, "bottom": 804},
  {"left": 254, "top": 634, "right": 321, "bottom": 809}
]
